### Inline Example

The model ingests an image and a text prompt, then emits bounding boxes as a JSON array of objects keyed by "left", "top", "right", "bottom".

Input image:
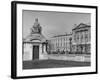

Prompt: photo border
[{"left": 11, "top": 1, "right": 98, "bottom": 79}]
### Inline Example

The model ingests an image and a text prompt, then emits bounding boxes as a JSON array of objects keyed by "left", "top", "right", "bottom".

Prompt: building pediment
[{"left": 72, "top": 23, "right": 90, "bottom": 30}]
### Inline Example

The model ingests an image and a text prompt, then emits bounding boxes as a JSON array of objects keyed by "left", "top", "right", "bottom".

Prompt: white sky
[{"left": 22, "top": 10, "right": 90, "bottom": 39}]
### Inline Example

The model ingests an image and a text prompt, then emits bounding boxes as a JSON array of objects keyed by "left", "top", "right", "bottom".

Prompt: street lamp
[
  {"left": 69, "top": 37, "right": 72, "bottom": 54},
  {"left": 45, "top": 40, "right": 48, "bottom": 52}
]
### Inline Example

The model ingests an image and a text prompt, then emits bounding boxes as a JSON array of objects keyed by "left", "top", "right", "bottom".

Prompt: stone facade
[
  {"left": 47, "top": 23, "right": 91, "bottom": 54},
  {"left": 47, "top": 34, "right": 72, "bottom": 53},
  {"left": 72, "top": 23, "right": 91, "bottom": 53}
]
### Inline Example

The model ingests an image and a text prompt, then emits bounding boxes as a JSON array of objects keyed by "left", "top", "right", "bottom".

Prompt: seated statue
[{"left": 31, "top": 18, "right": 42, "bottom": 34}]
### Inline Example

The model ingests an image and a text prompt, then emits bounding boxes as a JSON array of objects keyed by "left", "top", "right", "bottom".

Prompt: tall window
[
  {"left": 81, "top": 34, "right": 83, "bottom": 42},
  {"left": 85, "top": 32, "right": 88, "bottom": 42},
  {"left": 77, "top": 34, "right": 79, "bottom": 43}
]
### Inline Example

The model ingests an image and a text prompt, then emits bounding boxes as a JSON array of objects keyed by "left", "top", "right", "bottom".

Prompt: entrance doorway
[{"left": 33, "top": 45, "right": 39, "bottom": 60}]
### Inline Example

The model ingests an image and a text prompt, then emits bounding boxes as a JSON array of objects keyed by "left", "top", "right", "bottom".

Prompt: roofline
[
  {"left": 72, "top": 26, "right": 90, "bottom": 31},
  {"left": 72, "top": 23, "right": 91, "bottom": 31},
  {"left": 52, "top": 33, "right": 72, "bottom": 38}
]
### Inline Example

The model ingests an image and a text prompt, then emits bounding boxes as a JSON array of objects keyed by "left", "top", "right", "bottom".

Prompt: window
[
  {"left": 81, "top": 34, "right": 83, "bottom": 42},
  {"left": 85, "top": 33, "right": 88, "bottom": 42},
  {"left": 74, "top": 34, "right": 76, "bottom": 42},
  {"left": 77, "top": 35, "right": 79, "bottom": 42}
]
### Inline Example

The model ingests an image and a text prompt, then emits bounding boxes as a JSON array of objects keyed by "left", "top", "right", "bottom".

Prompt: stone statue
[{"left": 31, "top": 18, "right": 42, "bottom": 34}]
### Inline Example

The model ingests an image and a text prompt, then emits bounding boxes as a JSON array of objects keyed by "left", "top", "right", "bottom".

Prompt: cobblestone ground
[{"left": 23, "top": 59, "right": 90, "bottom": 69}]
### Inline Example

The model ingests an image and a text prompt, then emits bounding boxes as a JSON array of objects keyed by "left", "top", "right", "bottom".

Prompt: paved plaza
[{"left": 23, "top": 59, "right": 90, "bottom": 69}]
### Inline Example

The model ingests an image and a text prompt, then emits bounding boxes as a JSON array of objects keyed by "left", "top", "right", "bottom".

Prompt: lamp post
[
  {"left": 45, "top": 40, "right": 48, "bottom": 52},
  {"left": 69, "top": 37, "right": 72, "bottom": 54}
]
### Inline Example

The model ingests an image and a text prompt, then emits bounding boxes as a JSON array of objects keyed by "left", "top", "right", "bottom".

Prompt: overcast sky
[{"left": 22, "top": 10, "right": 90, "bottom": 39}]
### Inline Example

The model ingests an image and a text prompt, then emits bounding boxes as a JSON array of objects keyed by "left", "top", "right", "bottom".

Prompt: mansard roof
[{"left": 72, "top": 23, "right": 90, "bottom": 30}]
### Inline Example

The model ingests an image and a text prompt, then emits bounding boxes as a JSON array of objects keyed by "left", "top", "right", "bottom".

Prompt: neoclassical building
[
  {"left": 72, "top": 23, "right": 91, "bottom": 53},
  {"left": 48, "top": 34, "right": 72, "bottom": 53},
  {"left": 23, "top": 18, "right": 48, "bottom": 61}
]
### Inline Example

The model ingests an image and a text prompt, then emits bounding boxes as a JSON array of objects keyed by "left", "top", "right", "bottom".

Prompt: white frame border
[{"left": 16, "top": 3, "right": 96, "bottom": 77}]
